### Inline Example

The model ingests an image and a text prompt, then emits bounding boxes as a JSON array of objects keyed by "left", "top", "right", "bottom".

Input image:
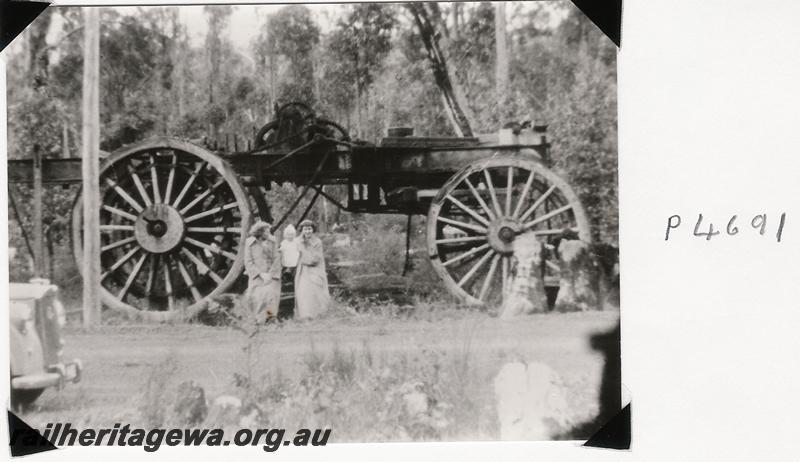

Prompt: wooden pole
[
  {"left": 32, "top": 144, "right": 44, "bottom": 278},
  {"left": 82, "top": 7, "right": 101, "bottom": 326},
  {"left": 494, "top": 2, "right": 510, "bottom": 123}
]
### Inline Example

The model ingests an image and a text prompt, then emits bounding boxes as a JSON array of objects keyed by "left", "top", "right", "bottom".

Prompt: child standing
[{"left": 279, "top": 224, "right": 300, "bottom": 316}]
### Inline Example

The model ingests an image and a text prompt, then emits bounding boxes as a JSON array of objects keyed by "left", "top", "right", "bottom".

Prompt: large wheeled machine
[{"left": 8, "top": 102, "right": 590, "bottom": 321}]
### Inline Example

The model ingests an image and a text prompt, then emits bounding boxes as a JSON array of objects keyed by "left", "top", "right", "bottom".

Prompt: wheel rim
[
  {"left": 73, "top": 138, "right": 251, "bottom": 320},
  {"left": 427, "top": 155, "right": 591, "bottom": 307}
]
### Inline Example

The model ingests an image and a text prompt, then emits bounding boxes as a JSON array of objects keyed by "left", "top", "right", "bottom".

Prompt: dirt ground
[{"left": 19, "top": 309, "right": 620, "bottom": 440}]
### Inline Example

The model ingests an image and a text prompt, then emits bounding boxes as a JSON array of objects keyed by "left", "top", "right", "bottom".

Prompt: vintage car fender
[{"left": 9, "top": 282, "right": 82, "bottom": 402}]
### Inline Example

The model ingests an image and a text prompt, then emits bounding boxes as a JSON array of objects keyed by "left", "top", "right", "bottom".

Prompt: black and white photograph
[{"left": 3, "top": 0, "right": 620, "bottom": 451}]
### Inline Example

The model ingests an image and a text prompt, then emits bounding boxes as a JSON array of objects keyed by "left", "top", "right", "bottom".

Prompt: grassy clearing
[{"left": 24, "top": 303, "right": 617, "bottom": 442}]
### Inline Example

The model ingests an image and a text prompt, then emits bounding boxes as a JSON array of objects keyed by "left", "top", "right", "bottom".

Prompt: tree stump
[
  {"left": 500, "top": 231, "right": 547, "bottom": 318},
  {"left": 555, "top": 239, "right": 598, "bottom": 312},
  {"left": 592, "top": 243, "right": 620, "bottom": 310}
]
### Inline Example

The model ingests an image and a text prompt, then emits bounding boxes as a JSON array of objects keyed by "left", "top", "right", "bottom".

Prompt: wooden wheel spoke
[
  {"left": 519, "top": 185, "right": 557, "bottom": 223},
  {"left": 100, "top": 224, "right": 134, "bottom": 232},
  {"left": 445, "top": 194, "right": 490, "bottom": 227},
  {"left": 186, "top": 226, "right": 242, "bottom": 234},
  {"left": 532, "top": 228, "right": 577, "bottom": 236},
  {"left": 181, "top": 247, "right": 223, "bottom": 284},
  {"left": 105, "top": 178, "right": 144, "bottom": 213},
  {"left": 176, "top": 257, "right": 202, "bottom": 303},
  {"left": 163, "top": 255, "right": 175, "bottom": 311},
  {"left": 463, "top": 177, "right": 496, "bottom": 221},
  {"left": 437, "top": 216, "right": 487, "bottom": 234},
  {"left": 102, "top": 236, "right": 136, "bottom": 253},
  {"left": 457, "top": 250, "right": 493, "bottom": 288},
  {"left": 172, "top": 162, "right": 206, "bottom": 209},
  {"left": 184, "top": 237, "right": 237, "bottom": 260},
  {"left": 130, "top": 171, "right": 153, "bottom": 207},
  {"left": 102, "top": 205, "right": 137, "bottom": 221},
  {"left": 442, "top": 243, "right": 491, "bottom": 267},
  {"left": 163, "top": 154, "right": 177, "bottom": 205},
  {"left": 513, "top": 170, "right": 536, "bottom": 219},
  {"left": 435, "top": 235, "right": 487, "bottom": 245},
  {"left": 505, "top": 166, "right": 514, "bottom": 215},
  {"left": 119, "top": 254, "right": 148, "bottom": 300},
  {"left": 178, "top": 179, "right": 224, "bottom": 215},
  {"left": 145, "top": 254, "right": 159, "bottom": 296},
  {"left": 483, "top": 169, "right": 504, "bottom": 217},
  {"left": 501, "top": 256, "right": 509, "bottom": 303},
  {"left": 150, "top": 155, "right": 162, "bottom": 204},
  {"left": 523, "top": 204, "right": 573, "bottom": 230},
  {"left": 102, "top": 246, "right": 141, "bottom": 280},
  {"left": 478, "top": 253, "right": 501, "bottom": 301},
  {"left": 184, "top": 202, "right": 238, "bottom": 223}
]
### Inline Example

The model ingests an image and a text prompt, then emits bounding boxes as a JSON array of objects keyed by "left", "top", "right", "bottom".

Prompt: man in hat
[
  {"left": 244, "top": 220, "right": 282, "bottom": 322},
  {"left": 294, "top": 219, "right": 330, "bottom": 319}
]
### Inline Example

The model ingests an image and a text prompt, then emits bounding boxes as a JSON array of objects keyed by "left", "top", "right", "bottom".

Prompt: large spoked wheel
[
  {"left": 427, "top": 156, "right": 591, "bottom": 307},
  {"left": 72, "top": 138, "right": 252, "bottom": 321}
]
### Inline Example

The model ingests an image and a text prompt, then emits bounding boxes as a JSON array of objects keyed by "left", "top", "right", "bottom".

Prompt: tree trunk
[
  {"left": 177, "top": 64, "right": 185, "bottom": 119},
  {"left": 269, "top": 51, "right": 276, "bottom": 110},
  {"left": 61, "top": 121, "right": 70, "bottom": 158},
  {"left": 406, "top": 2, "right": 475, "bottom": 137},
  {"left": 29, "top": 9, "right": 53, "bottom": 90},
  {"left": 354, "top": 51, "right": 362, "bottom": 138},
  {"left": 495, "top": 2, "right": 510, "bottom": 124},
  {"left": 554, "top": 239, "right": 599, "bottom": 312},
  {"left": 32, "top": 145, "right": 44, "bottom": 278},
  {"left": 22, "top": 27, "right": 31, "bottom": 75},
  {"left": 356, "top": 83, "right": 362, "bottom": 139},
  {"left": 172, "top": 12, "right": 185, "bottom": 120},
  {"left": 452, "top": 3, "right": 461, "bottom": 41},
  {"left": 314, "top": 59, "right": 322, "bottom": 110}
]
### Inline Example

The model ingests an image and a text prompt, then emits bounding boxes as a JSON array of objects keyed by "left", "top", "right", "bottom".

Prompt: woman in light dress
[
  {"left": 294, "top": 219, "right": 331, "bottom": 319},
  {"left": 243, "top": 221, "right": 282, "bottom": 322}
]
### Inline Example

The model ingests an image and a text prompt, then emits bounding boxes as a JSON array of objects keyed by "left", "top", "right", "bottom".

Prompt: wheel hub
[
  {"left": 147, "top": 219, "right": 168, "bottom": 238},
  {"left": 487, "top": 216, "right": 521, "bottom": 255},
  {"left": 498, "top": 226, "right": 516, "bottom": 243},
  {"left": 134, "top": 204, "right": 185, "bottom": 253}
]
